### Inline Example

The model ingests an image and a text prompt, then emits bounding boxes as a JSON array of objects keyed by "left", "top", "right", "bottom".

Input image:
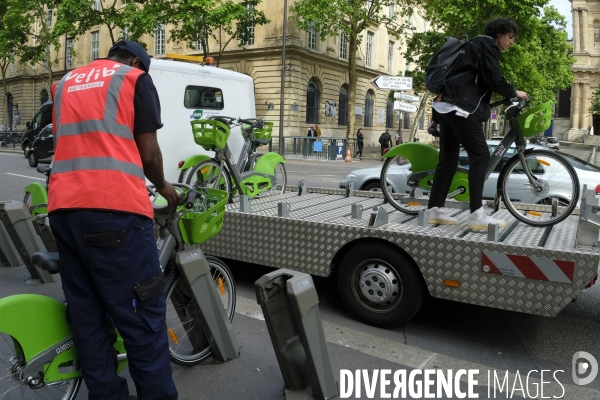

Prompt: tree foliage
[
  {"left": 291, "top": 0, "right": 407, "bottom": 138},
  {"left": 403, "top": 0, "right": 574, "bottom": 140},
  {"left": 129, "top": 0, "right": 269, "bottom": 65}
]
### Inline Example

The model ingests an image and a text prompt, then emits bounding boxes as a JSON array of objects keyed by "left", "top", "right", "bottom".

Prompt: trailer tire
[{"left": 337, "top": 243, "right": 424, "bottom": 327}]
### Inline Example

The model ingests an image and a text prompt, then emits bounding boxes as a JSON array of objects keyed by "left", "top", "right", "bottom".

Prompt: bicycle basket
[
  {"left": 178, "top": 188, "right": 228, "bottom": 245},
  {"left": 253, "top": 122, "right": 274, "bottom": 141},
  {"left": 515, "top": 101, "right": 552, "bottom": 137},
  {"left": 190, "top": 119, "right": 231, "bottom": 150}
]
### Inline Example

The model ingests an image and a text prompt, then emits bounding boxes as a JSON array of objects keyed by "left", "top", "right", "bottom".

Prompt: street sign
[
  {"left": 491, "top": 113, "right": 497, "bottom": 120},
  {"left": 394, "top": 101, "right": 418, "bottom": 113},
  {"left": 393, "top": 92, "right": 420, "bottom": 102},
  {"left": 371, "top": 76, "right": 413, "bottom": 91}
]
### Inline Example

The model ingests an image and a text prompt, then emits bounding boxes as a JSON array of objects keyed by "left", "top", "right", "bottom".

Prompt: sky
[{"left": 549, "top": 0, "right": 572, "bottom": 39}]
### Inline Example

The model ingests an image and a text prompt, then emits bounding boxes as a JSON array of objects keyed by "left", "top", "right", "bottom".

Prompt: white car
[
  {"left": 546, "top": 137, "right": 560, "bottom": 150},
  {"left": 339, "top": 142, "right": 600, "bottom": 205}
]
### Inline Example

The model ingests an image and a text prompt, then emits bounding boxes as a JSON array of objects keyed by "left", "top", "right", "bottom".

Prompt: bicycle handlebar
[
  {"left": 147, "top": 183, "right": 199, "bottom": 211},
  {"left": 237, "top": 117, "right": 264, "bottom": 129}
]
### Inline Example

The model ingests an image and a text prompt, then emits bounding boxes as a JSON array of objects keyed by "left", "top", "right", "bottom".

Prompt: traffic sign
[
  {"left": 393, "top": 92, "right": 420, "bottom": 102},
  {"left": 394, "top": 101, "right": 417, "bottom": 113},
  {"left": 371, "top": 76, "right": 413, "bottom": 91},
  {"left": 491, "top": 113, "right": 497, "bottom": 120}
]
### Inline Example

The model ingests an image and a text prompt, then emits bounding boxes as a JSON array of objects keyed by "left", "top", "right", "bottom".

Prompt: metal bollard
[{"left": 255, "top": 269, "right": 338, "bottom": 400}]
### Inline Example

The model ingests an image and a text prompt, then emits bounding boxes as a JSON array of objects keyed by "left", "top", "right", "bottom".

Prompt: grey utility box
[
  {"left": 0, "top": 219, "right": 22, "bottom": 267},
  {"left": 175, "top": 247, "right": 240, "bottom": 362},
  {"left": 0, "top": 201, "right": 56, "bottom": 283},
  {"left": 32, "top": 214, "right": 58, "bottom": 253},
  {"left": 255, "top": 269, "right": 338, "bottom": 400}
]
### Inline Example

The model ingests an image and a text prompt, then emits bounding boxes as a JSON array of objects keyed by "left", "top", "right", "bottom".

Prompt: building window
[
  {"left": 120, "top": 26, "right": 129, "bottom": 40},
  {"left": 308, "top": 23, "right": 317, "bottom": 50},
  {"left": 403, "top": 112, "right": 411, "bottom": 129},
  {"left": 91, "top": 31, "right": 99, "bottom": 60},
  {"left": 93, "top": 0, "right": 101, "bottom": 11},
  {"left": 193, "top": 34, "right": 203, "bottom": 51},
  {"left": 339, "top": 32, "right": 348, "bottom": 59},
  {"left": 389, "top": 2, "right": 395, "bottom": 18},
  {"left": 306, "top": 81, "right": 320, "bottom": 124},
  {"left": 557, "top": 87, "right": 571, "bottom": 118},
  {"left": 9, "top": 61, "right": 13, "bottom": 77},
  {"left": 47, "top": 9, "right": 52, "bottom": 27},
  {"left": 364, "top": 92, "right": 374, "bottom": 127},
  {"left": 155, "top": 24, "right": 165, "bottom": 55},
  {"left": 388, "top": 41, "right": 394, "bottom": 74},
  {"left": 338, "top": 86, "right": 348, "bottom": 125},
  {"left": 239, "top": 3, "right": 255, "bottom": 46},
  {"left": 386, "top": 101, "right": 394, "bottom": 128},
  {"left": 366, "top": 32, "right": 374, "bottom": 67},
  {"left": 66, "top": 38, "right": 73, "bottom": 68}
]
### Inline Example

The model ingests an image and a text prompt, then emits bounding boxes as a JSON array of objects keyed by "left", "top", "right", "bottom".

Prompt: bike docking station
[
  {"left": 576, "top": 184, "right": 600, "bottom": 248},
  {"left": 0, "top": 200, "right": 56, "bottom": 283},
  {"left": 255, "top": 269, "right": 339, "bottom": 400},
  {"left": 174, "top": 246, "right": 240, "bottom": 362}
]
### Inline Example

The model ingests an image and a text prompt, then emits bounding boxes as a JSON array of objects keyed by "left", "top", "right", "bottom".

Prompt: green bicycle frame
[{"left": 24, "top": 182, "right": 48, "bottom": 216}]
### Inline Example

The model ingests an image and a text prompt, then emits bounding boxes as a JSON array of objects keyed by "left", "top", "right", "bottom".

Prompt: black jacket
[{"left": 440, "top": 35, "right": 516, "bottom": 122}]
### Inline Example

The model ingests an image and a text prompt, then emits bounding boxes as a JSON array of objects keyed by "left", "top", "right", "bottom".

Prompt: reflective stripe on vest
[{"left": 49, "top": 59, "right": 153, "bottom": 218}]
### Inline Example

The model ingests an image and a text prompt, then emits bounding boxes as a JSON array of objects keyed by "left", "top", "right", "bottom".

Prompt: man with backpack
[
  {"left": 379, "top": 128, "right": 392, "bottom": 160},
  {"left": 425, "top": 18, "right": 528, "bottom": 230}
]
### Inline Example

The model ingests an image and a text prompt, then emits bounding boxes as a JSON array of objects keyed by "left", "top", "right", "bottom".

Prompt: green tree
[
  {"left": 129, "top": 0, "right": 270, "bottom": 66},
  {"left": 403, "top": 0, "right": 574, "bottom": 140},
  {"left": 291, "top": 0, "right": 406, "bottom": 138},
  {"left": 0, "top": 0, "right": 25, "bottom": 125},
  {"left": 590, "top": 83, "right": 600, "bottom": 120}
]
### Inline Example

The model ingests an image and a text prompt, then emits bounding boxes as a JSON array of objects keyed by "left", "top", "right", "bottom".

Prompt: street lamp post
[{"left": 278, "top": 0, "right": 288, "bottom": 156}]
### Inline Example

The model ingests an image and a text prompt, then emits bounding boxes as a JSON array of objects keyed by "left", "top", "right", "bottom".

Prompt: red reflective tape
[
  {"left": 482, "top": 253, "right": 502, "bottom": 274},
  {"left": 506, "top": 254, "right": 548, "bottom": 281},
  {"left": 554, "top": 259, "right": 575, "bottom": 281}
]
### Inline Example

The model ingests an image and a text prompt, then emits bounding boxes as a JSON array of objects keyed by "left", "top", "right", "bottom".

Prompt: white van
[{"left": 149, "top": 59, "right": 255, "bottom": 183}]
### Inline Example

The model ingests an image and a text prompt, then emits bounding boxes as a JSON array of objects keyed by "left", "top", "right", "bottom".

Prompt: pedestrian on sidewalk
[
  {"left": 378, "top": 128, "right": 392, "bottom": 160},
  {"left": 395, "top": 129, "right": 403, "bottom": 145},
  {"left": 354, "top": 128, "right": 364, "bottom": 159}
]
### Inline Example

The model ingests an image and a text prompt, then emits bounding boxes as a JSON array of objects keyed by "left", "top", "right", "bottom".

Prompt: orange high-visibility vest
[{"left": 49, "top": 59, "right": 153, "bottom": 219}]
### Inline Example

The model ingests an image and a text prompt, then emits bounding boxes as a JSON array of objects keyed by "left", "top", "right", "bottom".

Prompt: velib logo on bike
[
  {"left": 572, "top": 351, "right": 598, "bottom": 386},
  {"left": 191, "top": 110, "right": 203, "bottom": 120}
]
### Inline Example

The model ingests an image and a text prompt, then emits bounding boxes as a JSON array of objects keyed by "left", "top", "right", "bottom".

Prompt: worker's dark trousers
[
  {"left": 427, "top": 110, "right": 490, "bottom": 213},
  {"left": 49, "top": 210, "right": 178, "bottom": 400}
]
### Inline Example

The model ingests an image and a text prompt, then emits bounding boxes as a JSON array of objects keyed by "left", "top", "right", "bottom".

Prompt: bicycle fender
[
  {"left": 24, "top": 182, "right": 48, "bottom": 216},
  {"left": 253, "top": 152, "right": 286, "bottom": 175},
  {"left": 383, "top": 143, "right": 440, "bottom": 173},
  {"left": 177, "top": 154, "right": 211, "bottom": 171}
]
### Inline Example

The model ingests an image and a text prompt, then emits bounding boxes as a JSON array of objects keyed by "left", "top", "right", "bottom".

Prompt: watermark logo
[{"left": 572, "top": 351, "right": 598, "bottom": 386}]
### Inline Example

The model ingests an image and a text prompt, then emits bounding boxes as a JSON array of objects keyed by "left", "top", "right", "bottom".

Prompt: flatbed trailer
[{"left": 201, "top": 183, "right": 600, "bottom": 326}]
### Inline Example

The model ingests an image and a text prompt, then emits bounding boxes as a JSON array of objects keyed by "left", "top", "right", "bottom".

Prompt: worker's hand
[
  {"left": 155, "top": 181, "right": 180, "bottom": 209},
  {"left": 516, "top": 90, "right": 528, "bottom": 99}
]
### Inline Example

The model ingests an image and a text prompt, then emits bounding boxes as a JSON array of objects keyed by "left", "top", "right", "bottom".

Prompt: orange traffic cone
[{"left": 345, "top": 147, "right": 352, "bottom": 162}]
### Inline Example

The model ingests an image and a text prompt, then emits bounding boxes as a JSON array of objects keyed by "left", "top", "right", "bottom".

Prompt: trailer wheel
[{"left": 337, "top": 243, "right": 424, "bottom": 327}]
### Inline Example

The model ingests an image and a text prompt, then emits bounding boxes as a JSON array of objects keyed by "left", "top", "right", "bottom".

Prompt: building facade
[{"left": 0, "top": 1, "right": 431, "bottom": 146}]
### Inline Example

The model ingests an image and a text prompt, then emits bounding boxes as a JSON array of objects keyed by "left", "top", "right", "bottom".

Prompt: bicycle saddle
[
  {"left": 251, "top": 138, "right": 270, "bottom": 146},
  {"left": 32, "top": 252, "right": 60, "bottom": 274},
  {"left": 37, "top": 165, "right": 51, "bottom": 175}
]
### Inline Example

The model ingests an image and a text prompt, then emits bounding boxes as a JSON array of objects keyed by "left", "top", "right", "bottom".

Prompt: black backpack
[
  {"left": 424, "top": 37, "right": 468, "bottom": 95},
  {"left": 378, "top": 133, "right": 388, "bottom": 145}
]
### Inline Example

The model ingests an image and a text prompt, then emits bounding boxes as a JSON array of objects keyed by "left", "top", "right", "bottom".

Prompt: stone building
[{"left": 0, "top": 1, "right": 431, "bottom": 146}]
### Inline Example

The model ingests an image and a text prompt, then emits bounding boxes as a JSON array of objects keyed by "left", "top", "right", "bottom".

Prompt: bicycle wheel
[
  {"left": 164, "top": 256, "right": 236, "bottom": 366},
  {"left": 0, "top": 333, "right": 81, "bottom": 400},
  {"left": 380, "top": 155, "right": 429, "bottom": 214},
  {"left": 185, "top": 159, "right": 232, "bottom": 196},
  {"left": 267, "top": 162, "right": 287, "bottom": 195},
  {"left": 499, "top": 149, "right": 579, "bottom": 227}
]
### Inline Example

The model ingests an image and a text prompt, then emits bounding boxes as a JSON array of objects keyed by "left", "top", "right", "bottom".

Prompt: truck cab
[{"left": 21, "top": 101, "right": 53, "bottom": 158}]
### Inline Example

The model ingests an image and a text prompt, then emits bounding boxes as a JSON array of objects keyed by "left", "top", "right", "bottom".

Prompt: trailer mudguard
[
  {"left": 24, "top": 182, "right": 48, "bottom": 216},
  {"left": 0, "top": 294, "right": 126, "bottom": 383},
  {"left": 253, "top": 152, "right": 285, "bottom": 175},
  {"left": 177, "top": 154, "right": 211, "bottom": 171}
]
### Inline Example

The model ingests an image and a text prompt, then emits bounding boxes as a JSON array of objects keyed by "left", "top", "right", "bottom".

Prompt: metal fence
[{"left": 268, "top": 136, "right": 359, "bottom": 161}]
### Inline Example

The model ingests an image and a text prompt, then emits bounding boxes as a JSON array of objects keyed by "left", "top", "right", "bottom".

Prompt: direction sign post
[
  {"left": 371, "top": 76, "right": 413, "bottom": 91},
  {"left": 393, "top": 92, "right": 420, "bottom": 102},
  {"left": 393, "top": 101, "right": 418, "bottom": 113}
]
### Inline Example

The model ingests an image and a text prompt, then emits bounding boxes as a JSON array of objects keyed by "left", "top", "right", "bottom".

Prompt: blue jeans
[{"left": 49, "top": 210, "right": 178, "bottom": 400}]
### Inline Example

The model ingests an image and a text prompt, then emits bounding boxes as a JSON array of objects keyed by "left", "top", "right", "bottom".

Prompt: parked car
[
  {"left": 546, "top": 136, "right": 560, "bottom": 150},
  {"left": 28, "top": 124, "right": 54, "bottom": 167},
  {"left": 339, "top": 141, "right": 600, "bottom": 205},
  {"left": 528, "top": 136, "right": 547, "bottom": 146}
]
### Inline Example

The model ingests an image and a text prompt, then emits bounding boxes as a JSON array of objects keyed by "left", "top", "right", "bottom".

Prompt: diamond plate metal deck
[{"left": 202, "top": 188, "right": 600, "bottom": 317}]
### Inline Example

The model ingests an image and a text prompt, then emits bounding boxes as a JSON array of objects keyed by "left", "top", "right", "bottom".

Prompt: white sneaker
[
  {"left": 467, "top": 207, "right": 506, "bottom": 230},
  {"left": 428, "top": 207, "right": 458, "bottom": 225}
]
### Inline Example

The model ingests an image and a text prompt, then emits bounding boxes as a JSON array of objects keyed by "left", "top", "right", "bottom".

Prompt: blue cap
[{"left": 109, "top": 40, "right": 151, "bottom": 72}]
